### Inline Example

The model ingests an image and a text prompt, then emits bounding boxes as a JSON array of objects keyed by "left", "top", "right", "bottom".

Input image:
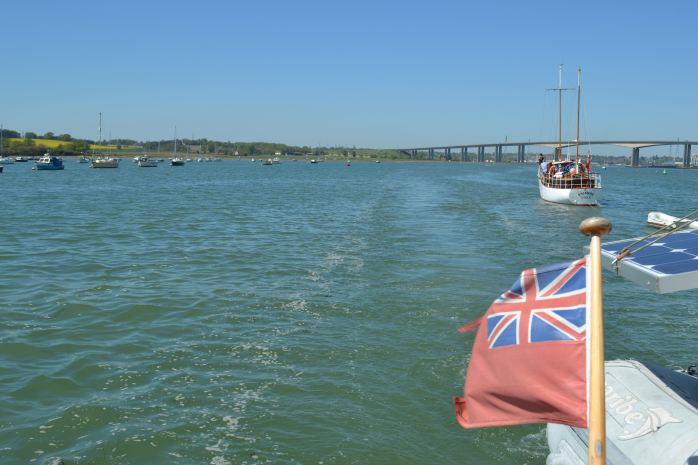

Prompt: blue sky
[{"left": 1, "top": 0, "right": 696, "bottom": 148}]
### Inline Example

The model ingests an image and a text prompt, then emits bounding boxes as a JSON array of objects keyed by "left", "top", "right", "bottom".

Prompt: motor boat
[
  {"left": 0, "top": 156, "right": 15, "bottom": 164},
  {"left": 171, "top": 158, "right": 185, "bottom": 166},
  {"left": 262, "top": 158, "right": 273, "bottom": 165},
  {"left": 78, "top": 156, "right": 90, "bottom": 163},
  {"left": 272, "top": 157, "right": 280, "bottom": 164},
  {"left": 137, "top": 156, "right": 158, "bottom": 167},
  {"left": 91, "top": 157, "right": 119, "bottom": 168},
  {"left": 14, "top": 156, "right": 28, "bottom": 162},
  {"left": 33, "top": 154, "right": 64, "bottom": 170},
  {"left": 310, "top": 159, "right": 318, "bottom": 164}
]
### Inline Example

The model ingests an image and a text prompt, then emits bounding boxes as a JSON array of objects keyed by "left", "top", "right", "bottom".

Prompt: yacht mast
[
  {"left": 558, "top": 64, "right": 563, "bottom": 153},
  {"left": 576, "top": 67, "right": 581, "bottom": 163},
  {"left": 547, "top": 64, "right": 572, "bottom": 160},
  {"left": 174, "top": 126, "right": 177, "bottom": 156}
]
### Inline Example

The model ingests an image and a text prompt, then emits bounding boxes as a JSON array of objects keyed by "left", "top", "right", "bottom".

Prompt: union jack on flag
[{"left": 486, "top": 259, "right": 587, "bottom": 349}]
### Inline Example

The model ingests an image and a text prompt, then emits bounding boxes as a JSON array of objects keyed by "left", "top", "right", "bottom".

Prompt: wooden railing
[{"left": 539, "top": 172, "right": 601, "bottom": 189}]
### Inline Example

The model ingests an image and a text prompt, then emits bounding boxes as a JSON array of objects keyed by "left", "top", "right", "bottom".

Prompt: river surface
[{"left": 1, "top": 159, "right": 696, "bottom": 465}]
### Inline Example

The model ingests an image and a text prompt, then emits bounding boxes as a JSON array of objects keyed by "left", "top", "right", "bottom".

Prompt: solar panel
[{"left": 599, "top": 229, "right": 698, "bottom": 294}]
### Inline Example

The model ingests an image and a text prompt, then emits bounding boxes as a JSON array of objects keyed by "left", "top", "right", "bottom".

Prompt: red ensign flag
[{"left": 454, "top": 258, "right": 589, "bottom": 428}]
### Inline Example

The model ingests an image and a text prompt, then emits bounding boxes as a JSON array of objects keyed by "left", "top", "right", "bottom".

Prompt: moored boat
[
  {"left": 137, "top": 156, "right": 158, "bottom": 167},
  {"left": 538, "top": 66, "right": 602, "bottom": 206},
  {"left": 538, "top": 160, "right": 602, "bottom": 206},
  {"left": 647, "top": 211, "right": 698, "bottom": 229},
  {"left": 91, "top": 157, "right": 119, "bottom": 168},
  {"left": 0, "top": 156, "right": 14, "bottom": 164},
  {"left": 33, "top": 154, "right": 64, "bottom": 170},
  {"left": 14, "top": 156, "right": 28, "bottom": 162},
  {"left": 90, "top": 113, "right": 119, "bottom": 168}
]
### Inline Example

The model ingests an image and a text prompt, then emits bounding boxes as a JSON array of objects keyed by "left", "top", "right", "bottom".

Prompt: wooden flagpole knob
[{"left": 580, "top": 217, "right": 612, "bottom": 237}]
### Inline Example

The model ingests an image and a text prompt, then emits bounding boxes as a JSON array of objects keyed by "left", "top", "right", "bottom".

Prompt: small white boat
[
  {"left": 647, "top": 211, "right": 698, "bottom": 229},
  {"left": 137, "top": 156, "right": 158, "bottom": 167},
  {"left": 91, "top": 157, "right": 119, "bottom": 168},
  {"left": 132, "top": 157, "right": 140, "bottom": 163},
  {"left": 78, "top": 156, "right": 90, "bottom": 163},
  {"left": 272, "top": 157, "right": 280, "bottom": 164},
  {"left": 14, "top": 156, "right": 28, "bottom": 162},
  {"left": 0, "top": 156, "right": 15, "bottom": 164},
  {"left": 310, "top": 159, "right": 317, "bottom": 164},
  {"left": 171, "top": 158, "right": 185, "bottom": 166},
  {"left": 262, "top": 158, "right": 273, "bottom": 165}
]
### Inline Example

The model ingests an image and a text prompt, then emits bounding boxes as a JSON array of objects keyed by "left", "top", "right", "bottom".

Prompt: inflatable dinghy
[{"left": 547, "top": 360, "right": 698, "bottom": 465}]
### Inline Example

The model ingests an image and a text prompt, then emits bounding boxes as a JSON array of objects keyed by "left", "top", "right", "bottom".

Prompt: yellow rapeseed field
[{"left": 6, "top": 138, "right": 134, "bottom": 150}]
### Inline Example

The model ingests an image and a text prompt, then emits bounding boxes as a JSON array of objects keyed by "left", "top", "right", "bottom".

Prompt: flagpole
[{"left": 580, "top": 217, "right": 611, "bottom": 465}]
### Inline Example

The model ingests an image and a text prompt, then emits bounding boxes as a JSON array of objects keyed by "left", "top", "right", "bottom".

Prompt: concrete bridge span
[{"left": 399, "top": 140, "right": 697, "bottom": 167}]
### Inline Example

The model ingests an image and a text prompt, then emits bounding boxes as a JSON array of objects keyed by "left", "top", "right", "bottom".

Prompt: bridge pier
[
  {"left": 631, "top": 147, "right": 640, "bottom": 167},
  {"left": 495, "top": 145, "right": 503, "bottom": 163},
  {"left": 460, "top": 146, "right": 468, "bottom": 162},
  {"left": 428, "top": 148, "right": 434, "bottom": 160},
  {"left": 477, "top": 146, "right": 485, "bottom": 163},
  {"left": 517, "top": 144, "right": 525, "bottom": 163},
  {"left": 445, "top": 147, "right": 451, "bottom": 160},
  {"left": 684, "top": 144, "right": 692, "bottom": 168}
]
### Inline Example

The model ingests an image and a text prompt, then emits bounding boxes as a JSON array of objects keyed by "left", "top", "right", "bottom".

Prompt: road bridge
[{"left": 399, "top": 140, "right": 697, "bottom": 167}]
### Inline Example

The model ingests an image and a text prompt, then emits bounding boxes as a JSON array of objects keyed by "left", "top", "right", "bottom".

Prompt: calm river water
[{"left": 1, "top": 160, "right": 696, "bottom": 465}]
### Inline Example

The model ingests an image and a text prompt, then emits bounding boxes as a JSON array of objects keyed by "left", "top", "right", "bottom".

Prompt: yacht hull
[
  {"left": 538, "top": 178, "right": 601, "bottom": 206},
  {"left": 91, "top": 160, "right": 119, "bottom": 168}
]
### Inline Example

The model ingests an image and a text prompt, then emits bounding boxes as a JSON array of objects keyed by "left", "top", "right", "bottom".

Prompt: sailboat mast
[
  {"left": 547, "top": 65, "right": 572, "bottom": 161},
  {"left": 558, "top": 64, "right": 563, "bottom": 156},
  {"left": 576, "top": 67, "right": 581, "bottom": 162},
  {"left": 98, "top": 112, "right": 102, "bottom": 144},
  {"left": 174, "top": 126, "right": 177, "bottom": 156}
]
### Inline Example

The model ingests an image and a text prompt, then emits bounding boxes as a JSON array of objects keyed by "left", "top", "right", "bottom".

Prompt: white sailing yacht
[
  {"left": 171, "top": 126, "right": 184, "bottom": 166},
  {"left": 91, "top": 113, "right": 119, "bottom": 168},
  {"left": 538, "top": 66, "right": 602, "bottom": 206}
]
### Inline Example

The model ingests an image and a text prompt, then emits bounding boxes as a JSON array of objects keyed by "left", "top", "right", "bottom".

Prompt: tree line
[{"left": 0, "top": 127, "right": 403, "bottom": 159}]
